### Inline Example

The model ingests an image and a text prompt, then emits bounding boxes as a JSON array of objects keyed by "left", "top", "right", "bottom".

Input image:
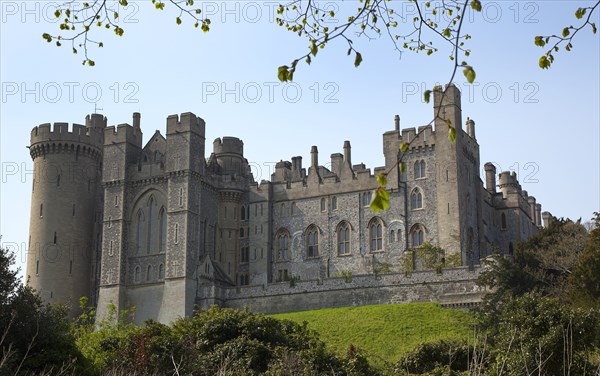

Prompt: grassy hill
[{"left": 271, "top": 302, "right": 476, "bottom": 367}]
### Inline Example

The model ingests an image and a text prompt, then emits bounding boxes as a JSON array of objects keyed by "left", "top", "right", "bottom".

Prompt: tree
[
  {"left": 0, "top": 246, "right": 85, "bottom": 375},
  {"left": 568, "top": 212, "right": 600, "bottom": 308}
]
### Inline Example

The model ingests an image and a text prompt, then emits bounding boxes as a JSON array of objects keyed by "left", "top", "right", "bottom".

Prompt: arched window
[
  {"left": 159, "top": 208, "right": 166, "bottom": 253},
  {"left": 275, "top": 229, "right": 289, "bottom": 261},
  {"left": 369, "top": 218, "right": 383, "bottom": 252},
  {"left": 363, "top": 192, "right": 372, "bottom": 206},
  {"left": 320, "top": 198, "right": 326, "bottom": 211},
  {"left": 390, "top": 230, "right": 395, "bottom": 243},
  {"left": 414, "top": 160, "right": 421, "bottom": 179},
  {"left": 291, "top": 202, "right": 297, "bottom": 216},
  {"left": 158, "top": 263, "right": 165, "bottom": 280},
  {"left": 337, "top": 222, "right": 351, "bottom": 255},
  {"left": 134, "top": 266, "right": 141, "bottom": 283},
  {"left": 411, "top": 189, "right": 423, "bottom": 210},
  {"left": 332, "top": 196, "right": 338, "bottom": 210},
  {"left": 414, "top": 160, "right": 426, "bottom": 179},
  {"left": 306, "top": 225, "right": 319, "bottom": 258},
  {"left": 146, "top": 265, "right": 152, "bottom": 281},
  {"left": 241, "top": 206, "right": 246, "bottom": 220},
  {"left": 501, "top": 213, "right": 507, "bottom": 229},
  {"left": 147, "top": 196, "right": 155, "bottom": 253},
  {"left": 410, "top": 224, "right": 425, "bottom": 247},
  {"left": 136, "top": 210, "right": 145, "bottom": 254},
  {"left": 240, "top": 227, "right": 245, "bottom": 238}
]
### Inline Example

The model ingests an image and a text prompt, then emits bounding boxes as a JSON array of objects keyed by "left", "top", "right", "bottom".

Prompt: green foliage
[
  {"left": 272, "top": 303, "right": 475, "bottom": 368},
  {"left": 337, "top": 270, "right": 353, "bottom": 283},
  {"left": 484, "top": 293, "right": 600, "bottom": 376},
  {"left": 0, "top": 246, "right": 85, "bottom": 375},
  {"left": 414, "top": 243, "right": 446, "bottom": 272},
  {"left": 395, "top": 339, "right": 473, "bottom": 374},
  {"left": 477, "top": 218, "right": 588, "bottom": 311},
  {"left": 569, "top": 212, "right": 600, "bottom": 308},
  {"left": 373, "top": 261, "right": 393, "bottom": 278}
]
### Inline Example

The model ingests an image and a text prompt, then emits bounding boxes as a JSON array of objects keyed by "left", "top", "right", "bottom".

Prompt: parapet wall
[
  {"left": 213, "top": 137, "right": 244, "bottom": 156},
  {"left": 31, "top": 122, "right": 103, "bottom": 146},
  {"left": 217, "top": 266, "right": 484, "bottom": 314}
]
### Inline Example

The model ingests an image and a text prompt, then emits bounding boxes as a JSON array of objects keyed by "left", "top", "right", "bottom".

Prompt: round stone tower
[{"left": 26, "top": 114, "right": 106, "bottom": 315}]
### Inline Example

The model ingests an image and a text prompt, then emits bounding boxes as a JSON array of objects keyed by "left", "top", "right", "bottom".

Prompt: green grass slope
[{"left": 271, "top": 303, "right": 475, "bottom": 367}]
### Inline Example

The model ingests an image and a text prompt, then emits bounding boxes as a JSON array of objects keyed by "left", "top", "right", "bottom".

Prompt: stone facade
[{"left": 26, "top": 85, "right": 549, "bottom": 323}]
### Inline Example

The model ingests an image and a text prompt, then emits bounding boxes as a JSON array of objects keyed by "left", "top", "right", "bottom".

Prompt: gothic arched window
[
  {"left": 136, "top": 210, "right": 145, "bottom": 254},
  {"left": 369, "top": 218, "right": 383, "bottom": 252},
  {"left": 501, "top": 213, "right": 507, "bottom": 229},
  {"left": 411, "top": 189, "right": 423, "bottom": 210},
  {"left": 275, "top": 229, "right": 290, "bottom": 261},
  {"left": 337, "top": 221, "right": 351, "bottom": 255},
  {"left": 410, "top": 224, "right": 426, "bottom": 247},
  {"left": 147, "top": 196, "right": 155, "bottom": 253},
  {"left": 306, "top": 225, "right": 319, "bottom": 258},
  {"left": 159, "top": 207, "right": 167, "bottom": 253}
]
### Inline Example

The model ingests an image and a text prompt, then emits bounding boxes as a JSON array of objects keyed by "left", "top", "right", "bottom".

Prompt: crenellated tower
[{"left": 26, "top": 113, "right": 106, "bottom": 316}]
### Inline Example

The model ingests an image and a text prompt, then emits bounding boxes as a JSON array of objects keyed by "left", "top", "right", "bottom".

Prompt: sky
[{"left": 1, "top": 0, "right": 599, "bottom": 280}]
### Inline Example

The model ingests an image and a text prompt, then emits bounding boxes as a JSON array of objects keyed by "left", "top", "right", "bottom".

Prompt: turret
[
  {"left": 527, "top": 196, "right": 537, "bottom": 224},
  {"left": 484, "top": 163, "right": 496, "bottom": 193},
  {"left": 167, "top": 112, "right": 206, "bottom": 174},
  {"left": 542, "top": 211, "right": 552, "bottom": 228},
  {"left": 433, "top": 84, "right": 462, "bottom": 133},
  {"left": 466, "top": 117, "right": 475, "bottom": 139},
  {"left": 213, "top": 137, "right": 245, "bottom": 176},
  {"left": 498, "top": 171, "right": 521, "bottom": 197},
  {"left": 535, "top": 204, "right": 542, "bottom": 227},
  {"left": 27, "top": 116, "right": 105, "bottom": 317}
]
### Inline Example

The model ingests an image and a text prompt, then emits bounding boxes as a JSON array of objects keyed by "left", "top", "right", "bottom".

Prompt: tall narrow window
[
  {"left": 40, "top": 203, "right": 43, "bottom": 217},
  {"left": 174, "top": 223, "right": 179, "bottom": 244},
  {"left": 72, "top": 204, "right": 76, "bottom": 217},
  {"left": 414, "top": 160, "right": 421, "bottom": 179},
  {"left": 53, "top": 232, "right": 57, "bottom": 244},
  {"left": 306, "top": 225, "right": 319, "bottom": 258},
  {"left": 114, "top": 195, "right": 118, "bottom": 207},
  {"left": 240, "top": 228, "right": 245, "bottom": 238},
  {"left": 36, "top": 260, "right": 39, "bottom": 275},
  {"left": 241, "top": 206, "right": 246, "bottom": 220},
  {"left": 369, "top": 218, "right": 383, "bottom": 252},
  {"left": 69, "top": 260, "right": 73, "bottom": 275},
  {"left": 109, "top": 241, "right": 114, "bottom": 256},
  {"left": 147, "top": 265, "right": 152, "bottom": 281},
  {"left": 337, "top": 222, "right": 351, "bottom": 255},
  {"left": 332, "top": 196, "right": 338, "bottom": 210},
  {"left": 158, "top": 264, "right": 164, "bottom": 280},
  {"left": 410, "top": 224, "right": 425, "bottom": 247},
  {"left": 134, "top": 266, "right": 141, "bottom": 282},
  {"left": 147, "top": 197, "right": 155, "bottom": 252},
  {"left": 137, "top": 210, "right": 145, "bottom": 254},
  {"left": 159, "top": 208, "right": 166, "bottom": 253},
  {"left": 179, "top": 188, "right": 184, "bottom": 206},
  {"left": 420, "top": 160, "right": 426, "bottom": 178},
  {"left": 320, "top": 198, "right": 326, "bottom": 212},
  {"left": 501, "top": 213, "right": 507, "bottom": 229},
  {"left": 275, "top": 230, "right": 289, "bottom": 261},
  {"left": 411, "top": 189, "right": 423, "bottom": 210},
  {"left": 390, "top": 230, "right": 395, "bottom": 243},
  {"left": 56, "top": 174, "right": 61, "bottom": 188}
]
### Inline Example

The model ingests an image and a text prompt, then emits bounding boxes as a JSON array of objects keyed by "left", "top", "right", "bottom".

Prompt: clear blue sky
[{"left": 1, "top": 1, "right": 599, "bottom": 279}]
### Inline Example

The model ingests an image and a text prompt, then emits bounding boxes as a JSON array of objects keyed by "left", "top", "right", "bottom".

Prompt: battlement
[
  {"left": 213, "top": 137, "right": 244, "bottom": 156},
  {"left": 166, "top": 112, "right": 206, "bottom": 136},
  {"left": 30, "top": 121, "right": 103, "bottom": 146},
  {"left": 104, "top": 123, "right": 142, "bottom": 147},
  {"left": 498, "top": 171, "right": 522, "bottom": 196}
]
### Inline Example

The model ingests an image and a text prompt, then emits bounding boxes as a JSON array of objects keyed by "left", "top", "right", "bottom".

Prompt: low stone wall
[{"left": 215, "top": 266, "right": 485, "bottom": 314}]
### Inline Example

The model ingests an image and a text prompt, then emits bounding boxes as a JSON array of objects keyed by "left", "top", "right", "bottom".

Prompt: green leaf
[
  {"left": 448, "top": 127, "right": 457, "bottom": 142},
  {"left": 534, "top": 36, "right": 545, "bottom": 47},
  {"left": 575, "top": 7, "right": 586, "bottom": 19},
  {"left": 354, "top": 52, "right": 362, "bottom": 67},
  {"left": 87, "top": 60, "right": 95, "bottom": 66},
  {"left": 370, "top": 187, "right": 390, "bottom": 213},
  {"left": 176, "top": 17, "right": 182, "bottom": 25},
  {"left": 592, "top": 23, "right": 597, "bottom": 34},
  {"left": 538, "top": 55, "right": 551, "bottom": 69},
  {"left": 562, "top": 27, "right": 570, "bottom": 37},
  {"left": 277, "top": 65, "right": 289, "bottom": 82},
  {"left": 376, "top": 173, "right": 387, "bottom": 187},
  {"left": 400, "top": 142, "right": 409, "bottom": 152},
  {"left": 399, "top": 162, "right": 406, "bottom": 173},
  {"left": 463, "top": 67, "right": 476, "bottom": 83},
  {"left": 54, "top": 9, "right": 61, "bottom": 18},
  {"left": 470, "top": 0, "right": 482, "bottom": 12},
  {"left": 310, "top": 40, "right": 318, "bottom": 56},
  {"left": 424, "top": 90, "right": 432, "bottom": 103}
]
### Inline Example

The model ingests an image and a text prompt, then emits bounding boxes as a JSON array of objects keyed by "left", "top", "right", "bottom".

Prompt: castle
[{"left": 26, "top": 85, "right": 551, "bottom": 323}]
